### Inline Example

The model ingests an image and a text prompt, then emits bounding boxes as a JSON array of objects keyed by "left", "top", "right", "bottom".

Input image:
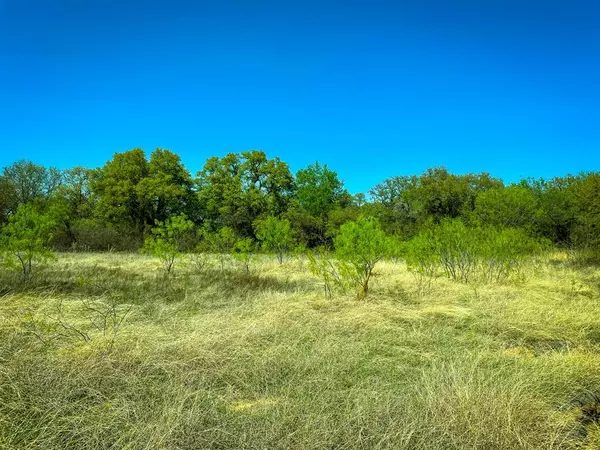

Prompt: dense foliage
[
  {"left": 334, "top": 217, "right": 395, "bottom": 298},
  {"left": 404, "top": 219, "right": 544, "bottom": 284},
  {"left": 0, "top": 149, "right": 599, "bottom": 271},
  {"left": 0, "top": 203, "right": 56, "bottom": 280}
]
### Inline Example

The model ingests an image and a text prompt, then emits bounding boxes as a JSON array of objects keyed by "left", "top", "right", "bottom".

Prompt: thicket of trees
[{"left": 1, "top": 148, "right": 599, "bottom": 286}]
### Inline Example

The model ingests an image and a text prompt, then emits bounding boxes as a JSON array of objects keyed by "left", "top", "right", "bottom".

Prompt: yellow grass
[{"left": 1, "top": 252, "right": 600, "bottom": 448}]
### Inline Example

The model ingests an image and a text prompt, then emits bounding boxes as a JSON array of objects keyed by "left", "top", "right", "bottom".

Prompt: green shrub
[
  {"left": 232, "top": 237, "right": 255, "bottom": 274},
  {"left": 433, "top": 219, "right": 479, "bottom": 282},
  {"left": 404, "top": 219, "right": 543, "bottom": 283},
  {"left": 142, "top": 214, "right": 195, "bottom": 274},
  {"left": 254, "top": 216, "right": 296, "bottom": 264},
  {"left": 334, "top": 217, "right": 394, "bottom": 298},
  {"left": 478, "top": 227, "right": 544, "bottom": 282},
  {"left": 198, "top": 226, "right": 238, "bottom": 270},
  {"left": 0, "top": 203, "right": 56, "bottom": 280},
  {"left": 403, "top": 234, "right": 437, "bottom": 286}
]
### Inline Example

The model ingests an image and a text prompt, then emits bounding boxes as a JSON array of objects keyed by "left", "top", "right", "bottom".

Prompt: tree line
[{"left": 0, "top": 148, "right": 598, "bottom": 254}]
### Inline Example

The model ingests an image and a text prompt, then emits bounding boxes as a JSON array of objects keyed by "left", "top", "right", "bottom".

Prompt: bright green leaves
[
  {"left": 334, "top": 217, "right": 395, "bottom": 299},
  {"left": 196, "top": 150, "right": 294, "bottom": 237},
  {"left": 295, "top": 161, "right": 347, "bottom": 218},
  {"left": 1, "top": 203, "right": 56, "bottom": 280},
  {"left": 473, "top": 185, "right": 539, "bottom": 231},
  {"left": 142, "top": 214, "right": 194, "bottom": 274},
  {"left": 254, "top": 216, "right": 296, "bottom": 264}
]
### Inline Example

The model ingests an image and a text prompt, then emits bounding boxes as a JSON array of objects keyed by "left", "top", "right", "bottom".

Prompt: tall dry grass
[{"left": 1, "top": 252, "right": 600, "bottom": 449}]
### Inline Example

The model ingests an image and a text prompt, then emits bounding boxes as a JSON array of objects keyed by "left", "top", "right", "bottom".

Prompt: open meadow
[
  {"left": 2, "top": 252, "right": 600, "bottom": 449},
  {"left": 3, "top": 1, "right": 599, "bottom": 448}
]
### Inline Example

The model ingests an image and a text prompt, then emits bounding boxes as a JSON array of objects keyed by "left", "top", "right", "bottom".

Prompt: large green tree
[
  {"left": 2, "top": 160, "right": 63, "bottom": 206},
  {"left": 91, "top": 148, "right": 149, "bottom": 233},
  {"left": 368, "top": 175, "right": 420, "bottom": 236},
  {"left": 522, "top": 176, "right": 578, "bottom": 244},
  {"left": 295, "top": 161, "right": 347, "bottom": 217},
  {"left": 60, "top": 166, "right": 94, "bottom": 220},
  {"left": 369, "top": 169, "right": 502, "bottom": 236},
  {"left": 91, "top": 148, "right": 196, "bottom": 235},
  {"left": 138, "top": 148, "right": 198, "bottom": 223},
  {"left": 415, "top": 167, "right": 502, "bottom": 221},
  {"left": 291, "top": 162, "right": 350, "bottom": 246},
  {"left": 196, "top": 150, "right": 294, "bottom": 236}
]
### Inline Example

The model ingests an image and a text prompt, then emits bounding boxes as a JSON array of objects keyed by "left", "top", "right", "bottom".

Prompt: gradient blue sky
[{"left": 1, "top": 0, "right": 598, "bottom": 193}]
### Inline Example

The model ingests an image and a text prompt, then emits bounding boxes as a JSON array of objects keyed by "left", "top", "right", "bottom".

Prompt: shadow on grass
[
  {"left": 549, "top": 250, "right": 600, "bottom": 269},
  {"left": 0, "top": 263, "right": 312, "bottom": 307}
]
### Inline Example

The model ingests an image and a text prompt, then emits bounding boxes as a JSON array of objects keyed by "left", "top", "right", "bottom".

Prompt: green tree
[
  {"left": 293, "top": 161, "right": 350, "bottom": 246},
  {"left": 254, "top": 215, "right": 296, "bottom": 264},
  {"left": 528, "top": 176, "right": 577, "bottom": 244},
  {"left": 415, "top": 167, "right": 502, "bottom": 221},
  {"left": 283, "top": 200, "right": 326, "bottom": 248},
  {"left": 571, "top": 172, "right": 600, "bottom": 253},
  {"left": 473, "top": 185, "right": 538, "bottom": 231},
  {"left": 326, "top": 205, "right": 361, "bottom": 239},
  {"left": 2, "top": 160, "right": 63, "bottom": 206},
  {"left": 91, "top": 148, "right": 149, "bottom": 234},
  {"left": 295, "top": 161, "right": 346, "bottom": 217},
  {"left": 353, "top": 193, "right": 367, "bottom": 207},
  {"left": 1, "top": 203, "right": 56, "bottom": 280},
  {"left": 196, "top": 150, "right": 294, "bottom": 236},
  {"left": 61, "top": 166, "right": 94, "bottom": 220},
  {"left": 241, "top": 150, "right": 295, "bottom": 217},
  {"left": 48, "top": 167, "right": 95, "bottom": 248},
  {"left": 137, "top": 149, "right": 198, "bottom": 223},
  {"left": 92, "top": 148, "right": 196, "bottom": 236},
  {"left": 369, "top": 175, "right": 417, "bottom": 208},
  {"left": 0, "top": 176, "right": 17, "bottom": 223},
  {"left": 369, "top": 170, "right": 502, "bottom": 236},
  {"left": 142, "top": 214, "right": 195, "bottom": 274},
  {"left": 369, "top": 175, "right": 420, "bottom": 237},
  {"left": 334, "top": 217, "right": 393, "bottom": 298}
]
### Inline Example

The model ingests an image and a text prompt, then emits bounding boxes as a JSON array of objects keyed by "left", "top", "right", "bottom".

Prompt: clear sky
[{"left": 1, "top": 0, "right": 598, "bottom": 193}]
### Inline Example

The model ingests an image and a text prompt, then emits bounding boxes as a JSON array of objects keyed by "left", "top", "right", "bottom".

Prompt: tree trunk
[{"left": 358, "top": 266, "right": 372, "bottom": 300}]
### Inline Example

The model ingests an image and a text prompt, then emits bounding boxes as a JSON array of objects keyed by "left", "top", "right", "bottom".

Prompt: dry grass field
[{"left": 1, "top": 252, "right": 600, "bottom": 449}]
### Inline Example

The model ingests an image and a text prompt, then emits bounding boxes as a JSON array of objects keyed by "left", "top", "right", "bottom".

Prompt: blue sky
[{"left": 1, "top": 0, "right": 598, "bottom": 193}]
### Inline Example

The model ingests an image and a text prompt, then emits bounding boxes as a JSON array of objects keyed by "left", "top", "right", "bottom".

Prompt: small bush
[
  {"left": 479, "top": 227, "right": 544, "bottom": 282},
  {"left": 402, "top": 234, "right": 437, "bottom": 287},
  {"left": 142, "top": 214, "right": 195, "bottom": 274},
  {"left": 197, "top": 226, "right": 238, "bottom": 271},
  {"left": 232, "top": 237, "right": 255, "bottom": 274},
  {"left": 254, "top": 216, "right": 296, "bottom": 264},
  {"left": 334, "top": 217, "right": 394, "bottom": 298},
  {"left": 0, "top": 203, "right": 56, "bottom": 280}
]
